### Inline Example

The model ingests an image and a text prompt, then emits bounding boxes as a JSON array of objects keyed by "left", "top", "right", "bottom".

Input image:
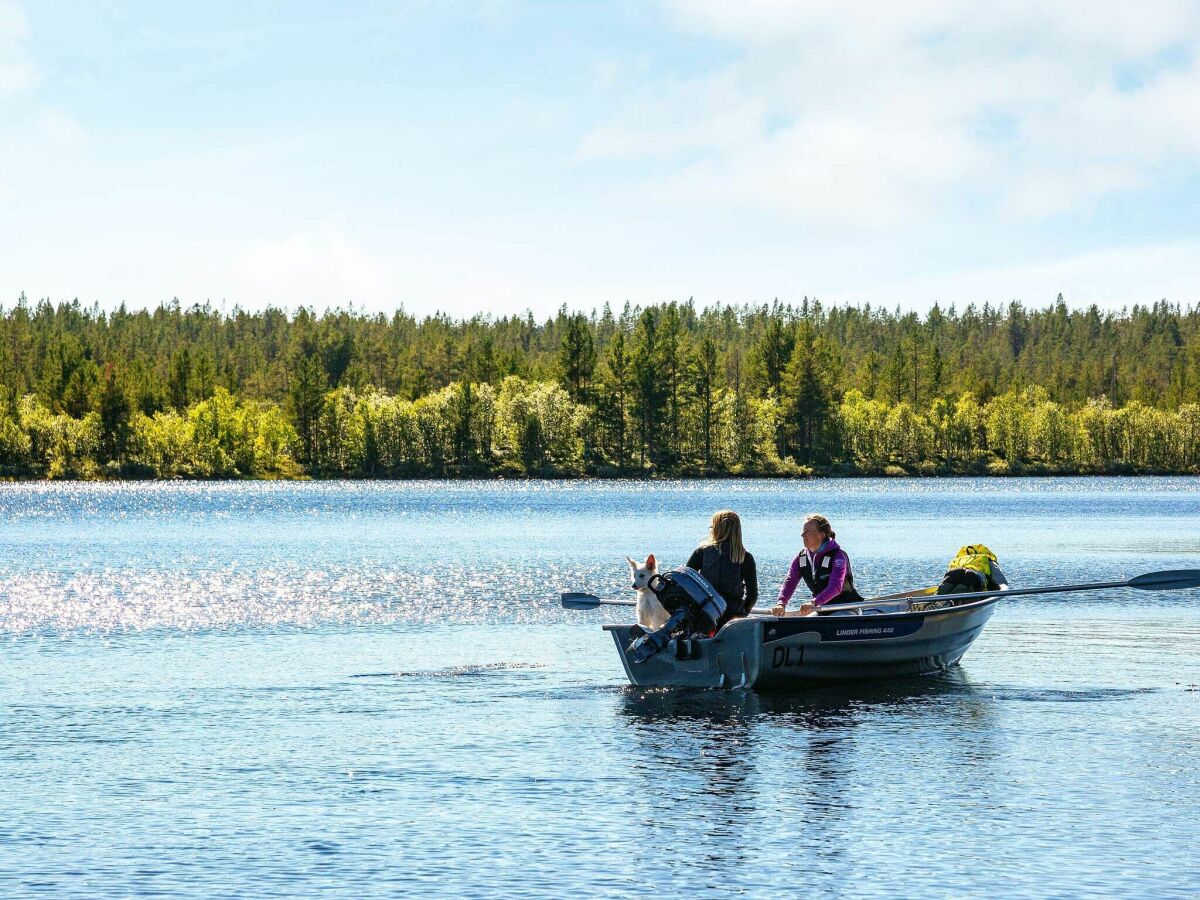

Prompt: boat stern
[{"left": 603, "top": 620, "right": 762, "bottom": 689}]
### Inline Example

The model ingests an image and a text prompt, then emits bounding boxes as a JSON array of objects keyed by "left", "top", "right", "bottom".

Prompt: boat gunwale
[{"left": 600, "top": 593, "right": 1004, "bottom": 634}]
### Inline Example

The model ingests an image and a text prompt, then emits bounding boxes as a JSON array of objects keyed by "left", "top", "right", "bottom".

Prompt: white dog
[{"left": 627, "top": 554, "right": 669, "bottom": 630}]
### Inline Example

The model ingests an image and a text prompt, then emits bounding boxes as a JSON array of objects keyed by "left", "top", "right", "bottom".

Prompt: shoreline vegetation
[{"left": 2, "top": 294, "right": 1199, "bottom": 480}]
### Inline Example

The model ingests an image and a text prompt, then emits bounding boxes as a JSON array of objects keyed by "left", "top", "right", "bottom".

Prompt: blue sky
[{"left": 2, "top": 0, "right": 1198, "bottom": 318}]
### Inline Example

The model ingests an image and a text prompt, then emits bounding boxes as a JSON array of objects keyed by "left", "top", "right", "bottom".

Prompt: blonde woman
[
  {"left": 773, "top": 513, "right": 862, "bottom": 616},
  {"left": 685, "top": 510, "right": 758, "bottom": 627}
]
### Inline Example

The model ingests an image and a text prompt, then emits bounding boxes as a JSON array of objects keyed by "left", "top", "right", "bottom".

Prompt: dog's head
[{"left": 626, "top": 554, "right": 657, "bottom": 590}]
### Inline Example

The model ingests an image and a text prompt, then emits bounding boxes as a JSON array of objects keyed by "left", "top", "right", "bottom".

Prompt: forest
[{"left": 1, "top": 292, "right": 1199, "bottom": 479}]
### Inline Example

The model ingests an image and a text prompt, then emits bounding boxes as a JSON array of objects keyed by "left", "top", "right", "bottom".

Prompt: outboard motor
[{"left": 627, "top": 567, "right": 727, "bottom": 664}]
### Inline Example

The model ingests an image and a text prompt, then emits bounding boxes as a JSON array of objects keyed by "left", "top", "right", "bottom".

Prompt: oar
[
  {"left": 861, "top": 585, "right": 937, "bottom": 602},
  {"left": 818, "top": 569, "right": 1200, "bottom": 614},
  {"left": 561, "top": 592, "right": 636, "bottom": 610},
  {"left": 560, "top": 592, "right": 776, "bottom": 617}
]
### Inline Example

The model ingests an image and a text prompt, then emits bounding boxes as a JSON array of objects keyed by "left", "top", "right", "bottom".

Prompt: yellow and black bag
[{"left": 936, "top": 544, "right": 999, "bottom": 595}]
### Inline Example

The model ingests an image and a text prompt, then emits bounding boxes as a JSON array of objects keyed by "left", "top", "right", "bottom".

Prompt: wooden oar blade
[
  {"left": 862, "top": 585, "right": 937, "bottom": 603},
  {"left": 1127, "top": 569, "right": 1200, "bottom": 591},
  {"left": 561, "top": 592, "right": 603, "bottom": 609}
]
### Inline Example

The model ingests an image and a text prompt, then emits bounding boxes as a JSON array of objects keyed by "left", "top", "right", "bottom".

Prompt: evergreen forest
[{"left": 2, "top": 292, "right": 1199, "bottom": 479}]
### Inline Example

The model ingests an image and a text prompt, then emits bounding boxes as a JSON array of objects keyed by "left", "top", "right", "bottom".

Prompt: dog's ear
[
  {"left": 645, "top": 553, "right": 656, "bottom": 571},
  {"left": 626, "top": 556, "right": 637, "bottom": 568}
]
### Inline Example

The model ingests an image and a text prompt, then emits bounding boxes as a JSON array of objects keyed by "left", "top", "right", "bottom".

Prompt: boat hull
[{"left": 603, "top": 597, "right": 999, "bottom": 690}]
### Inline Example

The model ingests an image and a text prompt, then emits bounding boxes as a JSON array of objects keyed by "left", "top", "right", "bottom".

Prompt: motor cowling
[
  {"left": 650, "top": 568, "right": 727, "bottom": 633},
  {"left": 627, "top": 567, "right": 727, "bottom": 663}
]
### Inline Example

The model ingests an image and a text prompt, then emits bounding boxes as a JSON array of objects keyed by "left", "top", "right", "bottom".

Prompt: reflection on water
[
  {"left": 4, "top": 477, "right": 1200, "bottom": 635},
  {"left": 613, "top": 670, "right": 1013, "bottom": 888},
  {"left": 2, "top": 480, "right": 1199, "bottom": 898},
  {"left": 619, "top": 667, "right": 982, "bottom": 724}
]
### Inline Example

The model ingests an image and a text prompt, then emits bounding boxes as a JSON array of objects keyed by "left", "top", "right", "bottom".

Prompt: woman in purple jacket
[{"left": 771, "top": 514, "right": 863, "bottom": 616}]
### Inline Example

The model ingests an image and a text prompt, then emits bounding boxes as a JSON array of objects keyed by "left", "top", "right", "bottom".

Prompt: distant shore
[
  {"left": 4, "top": 459, "right": 1196, "bottom": 483},
  {"left": 4, "top": 299, "right": 1199, "bottom": 481}
]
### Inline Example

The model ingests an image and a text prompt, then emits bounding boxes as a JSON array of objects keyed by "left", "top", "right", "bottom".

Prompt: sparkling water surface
[{"left": 2, "top": 478, "right": 1198, "bottom": 898}]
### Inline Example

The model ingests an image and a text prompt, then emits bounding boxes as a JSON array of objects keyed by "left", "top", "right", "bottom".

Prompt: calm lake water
[{"left": 2, "top": 478, "right": 1199, "bottom": 898}]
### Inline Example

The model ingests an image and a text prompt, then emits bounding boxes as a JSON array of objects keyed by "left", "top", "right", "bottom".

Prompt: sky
[{"left": 1, "top": 0, "right": 1198, "bottom": 319}]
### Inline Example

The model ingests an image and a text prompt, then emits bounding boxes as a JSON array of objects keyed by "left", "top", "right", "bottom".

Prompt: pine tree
[
  {"left": 696, "top": 334, "right": 720, "bottom": 469},
  {"left": 169, "top": 348, "right": 191, "bottom": 412},
  {"left": 557, "top": 313, "right": 596, "bottom": 402},
  {"left": 630, "top": 309, "right": 667, "bottom": 468},
  {"left": 95, "top": 364, "right": 131, "bottom": 464},
  {"left": 599, "top": 331, "right": 631, "bottom": 468},
  {"left": 659, "top": 304, "right": 684, "bottom": 464},
  {"left": 191, "top": 351, "right": 215, "bottom": 401},
  {"left": 451, "top": 382, "right": 475, "bottom": 466},
  {"left": 288, "top": 350, "right": 326, "bottom": 464},
  {"left": 750, "top": 316, "right": 793, "bottom": 398},
  {"left": 780, "top": 322, "right": 833, "bottom": 464}
]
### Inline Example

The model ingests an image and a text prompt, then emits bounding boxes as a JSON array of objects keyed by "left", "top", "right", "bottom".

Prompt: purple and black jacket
[{"left": 776, "top": 538, "right": 863, "bottom": 609}]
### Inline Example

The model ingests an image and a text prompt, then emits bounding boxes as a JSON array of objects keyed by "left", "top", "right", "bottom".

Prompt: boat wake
[
  {"left": 350, "top": 662, "right": 547, "bottom": 679},
  {"left": 987, "top": 686, "right": 1159, "bottom": 703}
]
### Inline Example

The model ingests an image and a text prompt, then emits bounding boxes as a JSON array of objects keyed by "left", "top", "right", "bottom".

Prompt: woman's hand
[{"left": 771, "top": 602, "right": 814, "bottom": 617}]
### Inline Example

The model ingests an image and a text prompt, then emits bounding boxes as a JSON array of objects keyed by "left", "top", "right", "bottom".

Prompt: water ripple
[{"left": 2, "top": 480, "right": 1200, "bottom": 898}]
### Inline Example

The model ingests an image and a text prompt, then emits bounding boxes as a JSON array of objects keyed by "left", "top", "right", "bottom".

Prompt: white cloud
[
  {"left": 0, "top": 3, "right": 76, "bottom": 204},
  {"left": 579, "top": 1, "right": 1200, "bottom": 225},
  {"left": 0, "top": 108, "right": 88, "bottom": 204},
  {"left": 831, "top": 238, "right": 1200, "bottom": 309},
  {"left": 4, "top": 1, "right": 1197, "bottom": 317},
  {"left": 239, "top": 228, "right": 388, "bottom": 303},
  {"left": 0, "top": 0, "right": 37, "bottom": 94},
  {"left": 662, "top": 1, "right": 1198, "bottom": 58},
  {"left": 232, "top": 226, "right": 592, "bottom": 316}
]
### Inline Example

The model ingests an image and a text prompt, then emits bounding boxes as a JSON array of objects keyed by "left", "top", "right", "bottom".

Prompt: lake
[{"left": 2, "top": 478, "right": 1199, "bottom": 898}]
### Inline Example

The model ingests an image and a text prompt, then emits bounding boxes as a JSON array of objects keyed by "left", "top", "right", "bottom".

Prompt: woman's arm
[
  {"left": 743, "top": 552, "right": 758, "bottom": 611},
  {"left": 811, "top": 553, "right": 849, "bottom": 606},
  {"left": 686, "top": 547, "right": 703, "bottom": 570},
  {"left": 776, "top": 555, "right": 801, "bottom": 606}
]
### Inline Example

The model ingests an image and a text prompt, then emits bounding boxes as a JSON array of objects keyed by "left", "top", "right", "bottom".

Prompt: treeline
[{"left": 1, "top": 293, "right": 1199, "bottom": 478}]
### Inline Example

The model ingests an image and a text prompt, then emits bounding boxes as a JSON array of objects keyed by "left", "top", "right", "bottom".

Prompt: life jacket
[
  {"left": 797, "top": 541, "right": 862, "bottom": 606},
  {"left": 700, "top": 544, "right": 747, "bottom": 617},
  {"left": 938, "top": 544, "right": 999, "bottom": 594}
]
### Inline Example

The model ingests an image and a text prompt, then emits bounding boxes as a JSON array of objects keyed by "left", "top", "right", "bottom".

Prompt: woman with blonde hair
[
  {"left": 685, "top": 510, "right": 758, "bottom": 627},
  {"left": 773, "top": 513, "right": 862, "bottom": 616}
]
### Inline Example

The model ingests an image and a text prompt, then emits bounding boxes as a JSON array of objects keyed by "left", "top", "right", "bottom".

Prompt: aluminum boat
[{"left": 603, "top": 592, "right": 1003, "bottom": 690}]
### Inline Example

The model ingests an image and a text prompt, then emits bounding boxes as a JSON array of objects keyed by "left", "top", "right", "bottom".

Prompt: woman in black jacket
[{"left": 685, "top": 509, "right": 758, "bottom": 627}]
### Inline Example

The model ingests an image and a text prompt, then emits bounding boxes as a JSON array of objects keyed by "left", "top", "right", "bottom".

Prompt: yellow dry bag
[{"left": 947, "top": 544, "right": 997, "bottom": 581}]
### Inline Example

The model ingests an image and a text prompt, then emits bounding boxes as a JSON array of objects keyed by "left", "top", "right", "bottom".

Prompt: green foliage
[
  {"left": 47, "top": 411, "right": 100, "bottom": 479},
  {"left": 749, "top": 315, "right": 793, "bottom": 398},
  {"left": 2, "top": 295, "right": 1200, "bottom": 478},
  {"left": 128, "top": 410, "right": 192, "bottom": 476},
  {"left": 495, "top": 377, "right": 586, "bottom": 474},
  {"left": 288, "top": 349, "right": 326, "bottom": 465},
  {"left": 557, "top": 312, "right": 596, "bottom": 403},
  {"left": 120, "top": 390, "right": 298, "bottom": 478},
  {"left": 630, "top": 309, "right": 667, "bottom": 468},
  {"left": 596, "top": 331, "right": 631, "bottom": 469},
  {"left": 95, "top": 365, "right": 132, "bottom": 464},
  {"left": 0, "top": 406, "right": 31, "bottom": 473},
  {"left": 695, "top": 334, "right": 719, "bottom": 468},
  {"left": 780, "top": 321, "right": 835, "bottom": 463},
  {"left": 312, "top": 387, "right": 362, "bottom": 476}
]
